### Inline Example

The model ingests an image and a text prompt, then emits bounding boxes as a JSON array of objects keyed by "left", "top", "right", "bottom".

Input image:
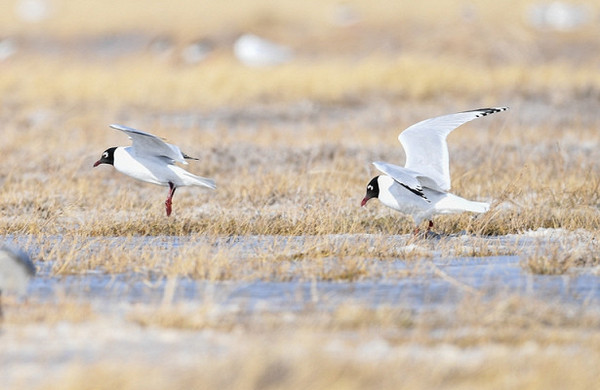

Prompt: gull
[
  {"left": 233, "top": 34, "right": 292, "bottom": 67},
  {"left": 94, "top": 124, "right": 216, "bottom": 216},
  {"left": 0, "top": 245, "right": 36, "bottom": 320},
  {"left": 361, "top": 107, "right": 508, "bottom": 233}
]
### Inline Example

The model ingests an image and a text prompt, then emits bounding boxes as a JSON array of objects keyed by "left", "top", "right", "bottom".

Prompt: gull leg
[
  {"left": 424, "top": 220, "right": 434, "bottom": 238},
  {"left": 165, "top": 182, "right": 177, "bottom": 217},
  {"left": 413, "top": 221, "right": 434, "bottom": 238},
  {"left": 425, "top": 220, "right": 442, "bottom": 239}
]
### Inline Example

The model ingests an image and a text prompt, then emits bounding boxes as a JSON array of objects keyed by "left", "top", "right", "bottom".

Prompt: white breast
[{"left": 113, "top": 147, "right": 167, "bottom": 186}]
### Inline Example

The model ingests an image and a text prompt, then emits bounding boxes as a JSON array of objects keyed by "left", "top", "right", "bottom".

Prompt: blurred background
[{"left": 1, "top": 0, "right": 599, "bottom": 113}]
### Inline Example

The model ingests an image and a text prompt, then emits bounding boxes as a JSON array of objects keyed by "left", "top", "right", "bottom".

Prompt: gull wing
[
  {"left": 373, "top": 161, "right": 430, "bottom": 202},
  {"left": 373, "top": 161, "right": 423, "bottom": 191},
  {"left": 398, "top": 107, "right": 508, "bottom": 191},
  {"left": 109, "top": 124, "right": 188, "bottom": 164}
]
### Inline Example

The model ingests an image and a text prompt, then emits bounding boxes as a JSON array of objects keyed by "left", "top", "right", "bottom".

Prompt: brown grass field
[{"left": 2, "top": 0, "right": 600, "bottom": 389}]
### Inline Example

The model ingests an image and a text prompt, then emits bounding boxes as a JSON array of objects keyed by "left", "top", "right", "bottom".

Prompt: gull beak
[
  {"left": 93, "top": 160, "right": 101, "bottom": 167},
  {"left": 361, "top": 197, "right": 369, "bottom": 207}
]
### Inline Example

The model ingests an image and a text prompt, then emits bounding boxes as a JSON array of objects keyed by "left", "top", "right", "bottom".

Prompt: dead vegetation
[
  {"left": 2, "top": 123, "right": 600, "bottom": 238},
  {"left": 3, "top": 293, "right": 599, "bottom": 390},
  {"left": 2, "top": 0, "right": 600, "bottom": 389}
]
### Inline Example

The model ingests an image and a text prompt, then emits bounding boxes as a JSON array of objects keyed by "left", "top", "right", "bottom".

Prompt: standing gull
[
  {"left": 361, "top": 107, "right": 508, "bottom": 233},
  {"left": 94, "top": 124, "right": 216, "bottom": 216}
]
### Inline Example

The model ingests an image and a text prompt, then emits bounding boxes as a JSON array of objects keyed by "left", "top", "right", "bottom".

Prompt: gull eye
[
  {"left": 367, "top": 185, "right": 373, "bottom": 191},
  {"left": 103, "top": 152, "right": 108, "bottom": 158}
]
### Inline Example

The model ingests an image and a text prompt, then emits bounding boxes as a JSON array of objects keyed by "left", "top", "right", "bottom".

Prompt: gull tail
[
  {"left": 435, "top": 193, "right": 489, "bottom": 214},
  {"left": 463, "top": 200, "right": 489, "bottom": 214},
  {"left": 188, "top": 173, "right": 216, "bottom": 189},
  {"left": 169, "top": 164, "right": 216, "bottom": 189},
  {"left": 178, "top": 169, "right": 216, "bottom": 189}
]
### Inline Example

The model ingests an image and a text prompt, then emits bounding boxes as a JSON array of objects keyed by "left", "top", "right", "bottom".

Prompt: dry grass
[
  {"left": 125, "top": 295, "right": 600, "bottom": 349},
  {"left": 0, "top": 295, "right": 592, "bottom": 390},
  {"left": 2, "top": 1, "right": 600, "bottom": 389},
  {"left": 22, "top": 234, "right": 518, "bottom": 280},
  {"left": 37, "top": 346, "right": 600, "bottom": 390},
  {"left": 4, "top": 291, "right": 600, "bottom": 390},
  {"left": 44, "top": 352, "right": 600, "bottom": 390},
  {"left": 2, "top": 1, "right": 600, "bottom": 110},
  {"left": 2, "top": 298, "right": 95, "bottom": 324},
  {"left": 2, "top": 117, "right": 600, "bottom": 237},
  {"left": 1, "top": 3, "right": 599, "bottom": 241},
  {"left": 4, "top": 56, "right": 600, "bottom": 110},
  {"left": 521, "top": 231, "right": 600, "bottom": 274}
]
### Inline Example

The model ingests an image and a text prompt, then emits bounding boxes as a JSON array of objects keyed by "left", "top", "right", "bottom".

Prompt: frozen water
[
  {"left": 2, "top": 232, "right": 600, "bottom": 389},
  {"left": 4, "top": 233, "right": 598, "bottom": 315}
]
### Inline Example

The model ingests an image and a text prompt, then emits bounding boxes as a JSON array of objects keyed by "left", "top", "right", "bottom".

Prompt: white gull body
[
  {"left": 94, "top": 124, "right": 216, "bottom": 216},
  {"left": 362, "top": 107, "right": 508, "bottom": 229}
]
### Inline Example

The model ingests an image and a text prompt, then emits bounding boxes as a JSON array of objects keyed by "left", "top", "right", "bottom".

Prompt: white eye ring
[
  {"left": 103, "top": 152, "right": 108, "bottom": 158},
  {"left": 367, "top": 185, "right": 373, "bottom": 191}
]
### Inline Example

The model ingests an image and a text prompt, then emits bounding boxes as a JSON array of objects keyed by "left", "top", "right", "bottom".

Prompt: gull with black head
[
  {"left": 94, "top": 124, "right": 216, "bottom": 216},
  {"left": 361, "top": 107, "right": 508, "bottom": 234}
]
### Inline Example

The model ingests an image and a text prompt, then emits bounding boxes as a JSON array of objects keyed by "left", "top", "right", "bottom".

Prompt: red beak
[
  {"left": 361, "top": 197, "right": 369, "bottom": 207},
  {"left": 93, "top": 160, "right": 101, "bottom": 167}
]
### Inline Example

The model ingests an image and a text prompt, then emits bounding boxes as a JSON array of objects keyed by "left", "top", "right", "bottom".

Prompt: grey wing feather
[
  {"left": 398, "top": 107, "right": 507, "bottom": 191},
  {"left": 110, "top": 124, "right": 188, "bottom": 164},
  {"left": 373, "top": 161, "right": 422, "bottom": 190},
  {"left": 373, "top": 161, "right": 431, "bottom": 202}
]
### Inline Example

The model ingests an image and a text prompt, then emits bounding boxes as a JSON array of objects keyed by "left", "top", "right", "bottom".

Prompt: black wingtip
[
  {"left": 183, "top": 153, "right": 199, "bottom": 160},
  {"left": 462, "top": 107, "right": 509, "bottom": 117}
]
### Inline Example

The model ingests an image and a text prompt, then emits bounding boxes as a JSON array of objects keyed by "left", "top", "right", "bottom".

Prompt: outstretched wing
[
  {"left": 398, "top": 107, "right": 508, "bottom": 191},
  {"left": 109, "top": 124, "right": 189, "bottom": 164}
]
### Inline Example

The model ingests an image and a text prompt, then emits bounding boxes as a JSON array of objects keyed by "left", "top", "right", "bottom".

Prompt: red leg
[
  {"left": 165, "top": 182, "right": 176, "bottom": 217},
  {"left": 427, "top": 220, "right": 433, "bottom": 232},
  {"left": 413, "top": 221, "right": 434, "bottom": 238}
]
